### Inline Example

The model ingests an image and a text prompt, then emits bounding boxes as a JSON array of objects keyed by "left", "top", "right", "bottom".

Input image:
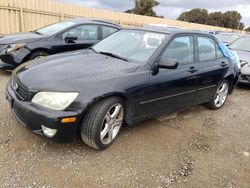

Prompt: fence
[{"left": 0, "top": 0, "right": 235, "bottom": 35}]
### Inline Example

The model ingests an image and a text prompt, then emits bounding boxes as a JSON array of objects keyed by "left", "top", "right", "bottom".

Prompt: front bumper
[
  {"left": 5, "top": 80, "right": 82, "bottom": 143},
  {"left": 0, "top": 59, "right": 15, "bottom": 70},
  {"left": 0, "top": 48, "right": 31, "bottom": 70}
]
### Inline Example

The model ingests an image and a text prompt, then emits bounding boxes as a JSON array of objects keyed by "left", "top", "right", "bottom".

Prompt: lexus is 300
[{"left": 6, "top": 28, "right": 239, "bottom": 150}]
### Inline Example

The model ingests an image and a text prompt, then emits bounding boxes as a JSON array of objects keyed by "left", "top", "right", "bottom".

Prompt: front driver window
[
  {"left": 161, "top": 36, "right": 194, "bottom": 65},
  {"left": 62, "top": 25, "right": 98, "bottom": 40}
]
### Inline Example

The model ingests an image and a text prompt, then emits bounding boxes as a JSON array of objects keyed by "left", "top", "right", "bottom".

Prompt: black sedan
[
  {"left": 229, "top": 35, "right": 250, "bottom": 84},
  {"left": 6, "top": 28, "right": 239, "bottom": 150},
  {"left": 0, "top": 18, "right": 121, "bottom": 70}
]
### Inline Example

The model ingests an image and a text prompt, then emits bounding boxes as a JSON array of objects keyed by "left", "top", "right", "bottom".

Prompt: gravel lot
[{"left": 0, "top": 70, "right": 250, "bottom": 188}]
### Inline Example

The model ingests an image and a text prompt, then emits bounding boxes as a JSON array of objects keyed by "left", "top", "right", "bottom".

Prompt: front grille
[{"left": 12, "top": 77, "right": 30, "bottom": 101}]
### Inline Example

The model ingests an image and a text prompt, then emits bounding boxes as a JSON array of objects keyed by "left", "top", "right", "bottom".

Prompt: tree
[
  {"left": 125, "top": 0, "right": 163, "bottom": 18},
  {"left": 177, "top": 9, "right": 245, "bottom": 30},
  {"left": 177, "top": 8, "right": 209, "bottom": 25},
  {"left": 245, "top": 27, "right": 250, "bottom": 32},
  {"left": 207, "top": 12, "right": 224, "bottom": 27},
  {"left": 222, "top": 11, "right": 244, "bottom": 30}
]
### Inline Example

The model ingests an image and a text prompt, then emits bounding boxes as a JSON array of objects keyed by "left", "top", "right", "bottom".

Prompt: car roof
[
  {"left": 125, "top": 26, "right": 216, "bottom": 36},
  {"left": 216, "top": 32, "right": 241, "bottom": 35},
  {"left": 69, "top": 17, "right": 121, "bottom": 28}
]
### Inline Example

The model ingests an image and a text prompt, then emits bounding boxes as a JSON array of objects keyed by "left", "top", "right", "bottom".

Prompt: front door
[
  {"left": 53, "top": 24, "right": 100, "bottom": 53},
  {"left": 145, "top": 35, "right": 200, "bottom": 116}
]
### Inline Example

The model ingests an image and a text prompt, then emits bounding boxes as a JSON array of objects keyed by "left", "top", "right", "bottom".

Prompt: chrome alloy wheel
[
  {"left": 214, "top": 83, "right": 229, "bottom": 108},
  {"left": 100, "top": 103, "right": 124, "bottom": 145}
]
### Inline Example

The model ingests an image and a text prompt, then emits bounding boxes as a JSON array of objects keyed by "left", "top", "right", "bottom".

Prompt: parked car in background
[
  {"left": 145, "top": 24, "right": 185, "bottom": 30},
  {"left": 229, "top": 35, "right": 250, "bottom": 84},
  {"left": 191, "top": 29, "right": 220, "bottom": 35},
  {"left": 6, "top": 28, "right": 239, "bottom": 150},
  {"left": 216, "top": 32, "right": 241, "bottom": 45},
  {"left": 0, "top": 18, "right": 121, "bottom": 70}
]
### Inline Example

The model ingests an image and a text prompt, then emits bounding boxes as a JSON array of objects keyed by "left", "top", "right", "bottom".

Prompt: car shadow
[
  {"left": 237, "top": 83, "right": 250, "bottom": 90},
  {"left": 0, "top": 70, "right": 11, "bottom": 76}
]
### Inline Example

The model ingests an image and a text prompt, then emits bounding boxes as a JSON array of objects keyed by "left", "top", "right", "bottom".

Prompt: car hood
[
  {"left": 0, "top": 32, "right": 44, "bottom": 44},
  {"left": 14, "top": 50, "right": 140, "bottom": 91},
  {"left": 234, "top": 50, "right": 250, "bottom": 74},
  {"left": 234, "top": 50, "right": 250, "bottom": 62}
]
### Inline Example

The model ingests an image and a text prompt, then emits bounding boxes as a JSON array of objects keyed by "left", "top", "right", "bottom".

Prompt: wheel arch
[
  {"left": 85, "top": 92, "right": 129, "bottom": 117},
  {"left": 224, "top": 74, "right": 238, "bottom": 94},
  {"left": 76, "top": 92, "right": 131, "bottom": 137},
  {"left": 22, "top": 48, "right": 51, "bottom": 63}
]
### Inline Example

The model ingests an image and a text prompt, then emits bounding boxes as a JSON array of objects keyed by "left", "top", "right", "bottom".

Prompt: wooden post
[
  {"left": 61, "top": 12, "right": 64, "bottom": 21},
  {"left": 19, "top": 0, "right": 24, "bottom": 32}
]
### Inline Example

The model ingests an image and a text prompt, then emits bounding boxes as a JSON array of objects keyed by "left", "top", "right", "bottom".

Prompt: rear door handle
[
  {"left": 187, "top": 66, "right": 198, "bottom": 73},
  {"left": 221, "top": 62, "right": 228, "bottom": 67}
]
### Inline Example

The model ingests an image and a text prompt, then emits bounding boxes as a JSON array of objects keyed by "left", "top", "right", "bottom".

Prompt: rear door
[{"left": 193, "top": 35, "right": 230, "bottom": 104}]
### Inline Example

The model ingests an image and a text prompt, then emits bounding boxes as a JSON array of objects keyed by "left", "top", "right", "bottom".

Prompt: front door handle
[
  {"left": 188, "top": 66, "right": 198, "bottom": 73},
  {"left": 221, "top": 62, "right": 228, "bottom": 67}
]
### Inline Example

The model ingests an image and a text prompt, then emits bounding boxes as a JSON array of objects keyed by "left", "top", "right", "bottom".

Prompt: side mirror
[
  {"left": 159, "top": 58, "right": 179, "bottom": 69},
  {"left": 65, "top": 35, "right": 78, "bottom": 43}
]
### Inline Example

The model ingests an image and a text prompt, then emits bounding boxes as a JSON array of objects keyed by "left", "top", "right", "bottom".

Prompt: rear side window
[
  {"left": 102, "top": 26, "right": 118, "bottom": 38},
  {"left": 161, "top": 36, "right": 194, "bottom": 65},
  {"left": 197, "top": 37, "right": 216, "bottom": 61}
]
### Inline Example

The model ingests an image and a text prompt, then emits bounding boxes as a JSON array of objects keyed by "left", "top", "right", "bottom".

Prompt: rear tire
[
  {"left": 206, "top": 80, "right": 229, "bottom": 110},
  {"left": 29, "top": 51, "right": 49, "bottom": 60},
  {"left": 81, "top": 97, "right": 124, "bottom": 150}
]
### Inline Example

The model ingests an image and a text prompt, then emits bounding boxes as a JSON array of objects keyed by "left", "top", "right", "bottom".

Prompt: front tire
[
  {"left": 29, "top": 51, "right": 49, "bottom": 60},
  {"left": 206, "top": 80, "right": 229, "bottom": 110},
  {"left": 81, "top": 97, "right": 124, "bottom": 150}
]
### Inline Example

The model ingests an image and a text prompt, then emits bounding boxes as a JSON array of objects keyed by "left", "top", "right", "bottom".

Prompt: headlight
[
  {"left": 6, "top": 43, "right": 26, "bottom": 53},
  {"left": 31, "top": 92, "right": 79, "bottom": 110}
]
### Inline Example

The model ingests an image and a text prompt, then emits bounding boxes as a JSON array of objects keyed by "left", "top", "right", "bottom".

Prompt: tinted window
[
  {"left": 161, "top": 36, "right": 194, "bottom": 65},
  {"left": 197, "top": 37, "right": 216, "bottom": 61},
  {"left": 102, "top": 26, "right": 118, "bottom": 38},
  {"left": 63, "top": 25, "right": 98, "bottom": 40},
  {"left": 93, "top": 30, "right": 167, "bottom": 63},
  {"left": 36, "top": 21, "right": 75, "bottom": 36}
]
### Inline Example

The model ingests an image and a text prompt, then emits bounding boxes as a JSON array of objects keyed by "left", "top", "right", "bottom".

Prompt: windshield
[
  {"left": 35, "top": 21, "right": 75, "bottom": 36},
  {"left": 216, "top": 33, "right": 240, "bottom": 43},
  {"left": 92, "top": 29, "right": 167, "bottom": 62},
  {"left": 229, "top": 37, "right": 250, "bottom": 52}
]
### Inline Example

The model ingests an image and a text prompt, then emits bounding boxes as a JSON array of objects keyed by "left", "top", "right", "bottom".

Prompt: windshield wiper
[
  {"left": 99, "top": 51, "right": 128, "bottom": 61},
  {"left": 89, "top": 47, "right": 97, "bottom": 53}
]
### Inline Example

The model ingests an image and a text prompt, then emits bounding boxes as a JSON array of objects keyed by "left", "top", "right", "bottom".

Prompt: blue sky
[{"left": 56, "top": 0, "right": 250, "bottom": 27}]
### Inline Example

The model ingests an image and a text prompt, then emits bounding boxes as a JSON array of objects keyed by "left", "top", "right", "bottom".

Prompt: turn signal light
[{"left": 61, "top": 117, "right": 77, "bottom": 123}]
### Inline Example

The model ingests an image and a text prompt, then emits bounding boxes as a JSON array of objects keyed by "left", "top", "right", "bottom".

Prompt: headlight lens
[
  {"left": 31, "top": 92, "right": 79, "bottom": 110},
  {"left": 7, "top": 43, "right": 26, "bottom": 53}
]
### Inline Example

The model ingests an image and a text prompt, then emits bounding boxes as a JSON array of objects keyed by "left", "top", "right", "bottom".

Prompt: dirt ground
[{"left": 0, "top": 70, "right": 249, "bottom": 188}]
